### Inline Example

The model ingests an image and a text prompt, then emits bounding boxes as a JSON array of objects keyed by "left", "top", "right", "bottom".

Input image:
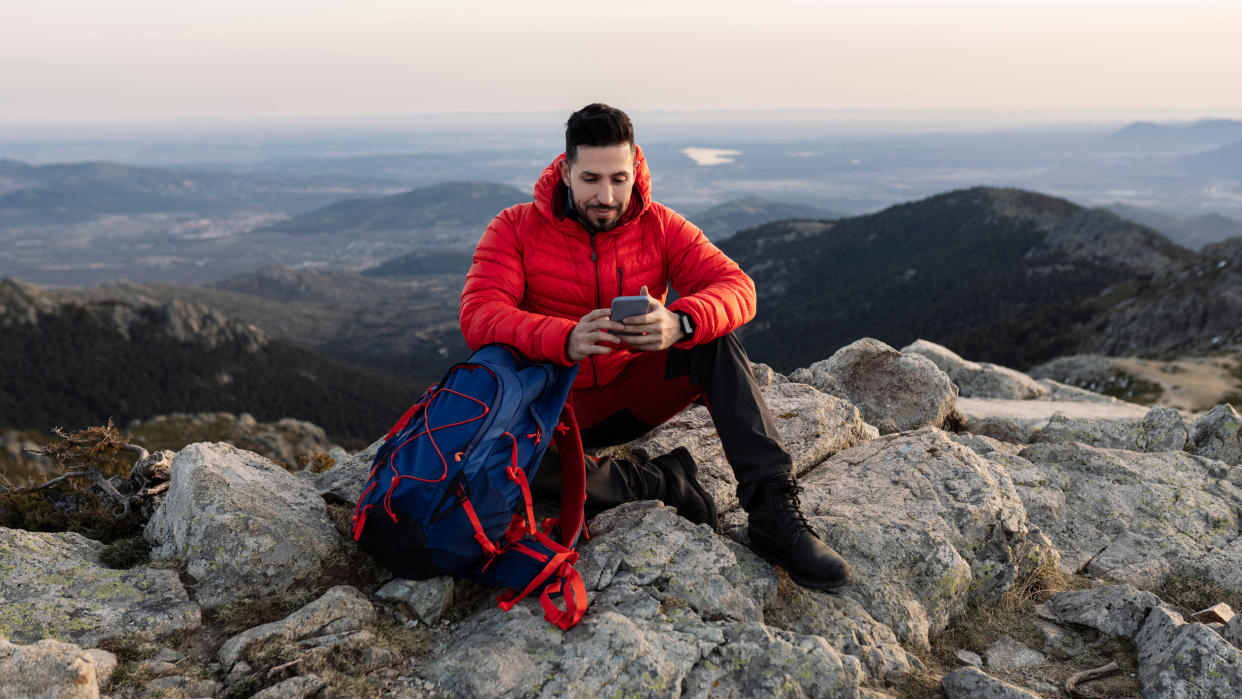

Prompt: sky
[{"left": 2, "top": 0, "right": 1240, "bottom": 127}]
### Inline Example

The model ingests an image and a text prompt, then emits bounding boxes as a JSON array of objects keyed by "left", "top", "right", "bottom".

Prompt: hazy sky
[{"left": 2, "top": 0, "right": 1240, "bottom": 125}]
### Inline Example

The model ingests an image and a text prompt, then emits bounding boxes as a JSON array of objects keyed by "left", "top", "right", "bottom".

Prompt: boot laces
[{"left": 774, "top": 483, "right": 814, "bottom": 533}]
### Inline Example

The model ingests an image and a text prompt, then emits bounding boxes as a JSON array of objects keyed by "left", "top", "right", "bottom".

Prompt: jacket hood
[{"left": 532, "top": 144, "right": 653, "bottom": 230}]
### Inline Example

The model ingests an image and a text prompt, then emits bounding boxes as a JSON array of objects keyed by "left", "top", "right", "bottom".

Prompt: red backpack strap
[
  {"left": 552, "top": 403, "right": 586, "bottom": 548},
  {"left": 540, "top": 564, "right": 587, "bottom": 630}
]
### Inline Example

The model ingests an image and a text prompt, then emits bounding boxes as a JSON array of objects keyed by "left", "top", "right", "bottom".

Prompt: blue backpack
[{"left": 351, "top": 344, "right": 589, "bottom": 629}]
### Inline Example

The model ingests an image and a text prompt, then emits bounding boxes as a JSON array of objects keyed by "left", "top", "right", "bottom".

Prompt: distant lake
[{"left": 681, "top": 147, "right": 742, "bottom": 166}]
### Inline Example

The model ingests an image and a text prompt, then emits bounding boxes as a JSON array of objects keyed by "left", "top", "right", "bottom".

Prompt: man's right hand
[{"left": 567, "top": 308, "right": 624, "bottom": 362}]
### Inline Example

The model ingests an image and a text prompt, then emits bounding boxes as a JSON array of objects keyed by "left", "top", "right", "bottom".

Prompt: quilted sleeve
[
  {"left": 460, "top": 208, "right": 577, "bottom": 365},
  {"left": 661, "top": 209, "right": 757, "bottom": 348}
]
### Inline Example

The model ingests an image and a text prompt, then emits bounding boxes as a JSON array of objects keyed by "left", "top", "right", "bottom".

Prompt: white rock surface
[
  {"left": 0, "top": 527, "right": 200, "bottom": 646},
  {"left": 145, "top": 442, "right": 343, "bottom": 608}
]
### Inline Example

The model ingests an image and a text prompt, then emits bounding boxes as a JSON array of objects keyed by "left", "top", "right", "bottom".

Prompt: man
[{"left": 459, "top": 103, "right": 850, "bottom": 591}]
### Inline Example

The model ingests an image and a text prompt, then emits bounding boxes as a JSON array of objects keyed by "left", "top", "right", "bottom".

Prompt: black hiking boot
[
  {"left": 648, "top": 447, "right": 718, "bottom": 531},
  {"left": 747, "top": 477, "right": 851, "bottom": 591}
]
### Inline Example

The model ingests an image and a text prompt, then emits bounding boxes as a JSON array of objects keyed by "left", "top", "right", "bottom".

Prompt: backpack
[{"left": 350, "top": 344, "right": 589, "bottom": 630}]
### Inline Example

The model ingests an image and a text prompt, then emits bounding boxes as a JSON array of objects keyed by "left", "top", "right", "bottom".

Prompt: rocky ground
[{"left": 2, "top": 338, "right": 1241, "bottom": 698}]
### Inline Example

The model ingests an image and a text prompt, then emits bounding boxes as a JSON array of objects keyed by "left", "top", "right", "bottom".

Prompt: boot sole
[{"left": 748, "top": 536, "right": 851, "bottom": 591}]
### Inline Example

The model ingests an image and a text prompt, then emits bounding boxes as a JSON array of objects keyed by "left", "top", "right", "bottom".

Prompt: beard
[{"left": 573, "top": 198, "right": 624, "bottom": 233}]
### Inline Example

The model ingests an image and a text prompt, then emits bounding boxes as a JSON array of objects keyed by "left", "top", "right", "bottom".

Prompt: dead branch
[
  {"left": 9, "top": 470, "right": 95, "bottom": 493},
  {"left": 120, "top": 443, "right": 150, "bottom": 461},
  {"left": 141, "top": 482, "right": 170, "bottom": 497},
  {"left": 1066, "top": 661, "right": 1120, "bottom": 699},
  {"left": 267, "top": 657, "right": 303, "bottom": 680}
]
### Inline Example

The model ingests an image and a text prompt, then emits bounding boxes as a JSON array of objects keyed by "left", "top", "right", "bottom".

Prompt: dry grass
[{"left": 902, "top": 560, "right": 1144, "bottom": 698}]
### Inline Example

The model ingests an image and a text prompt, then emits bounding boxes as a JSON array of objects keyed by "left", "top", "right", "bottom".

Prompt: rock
[
  {"left": 375, "top": 577, "right": 454, "bottom": 625},
  {"left": 1192, "top": 603, "right": 1235, "bottom": 625},
  {"left": 218, "top": 585, "right": 376, "bottom": 669},
  {"left": 984, "top": 634, "right": 1046, "bottom": 668},
  {"left": 941, "top": 666, "right": 1041, "bottom": 699},
  {"left": 0, "top": 527, "right": 200, "bottom": 646},
  {"left": 750, "top": 362, "right": 788, "bottom": 386},
  {"left": 792, "top": 338, "right": 957, "bottom": 433},
  {"left": 139, "top": 674, "right": 224, "bottom": 698},
  {"left": 681, "top": 623, "right": 866, "bottom": 698},
  {"left": 145, "top": 442, "right": 342, "bottom": 608},
  {"left": 1035, "top": 620, "right": 1086, "bottom": 657},
  {"left": 901, "top": 339, "right": 1048, "bottom": 400},
  {"left": 765, "top": 580, "right": 921, "bottom": 685},
  {"left": 955, "top": 649, "right": 983, "bottom": 666},
  {"left": 795, "top": 429, "right": 1057, "bottom": 650},
  {"left": 252, "top": 674, "right": 325, "bottom": 699},
  {"left": 413, "top": 502, "right": 873, "bottom": 695},
  {"left": 128, "top": 412, "right": 342, "bottom": 470},
  {"left": 609, "top": 382, "right": 876, "bottom": 515},
  {"left": 1030, "top": 405, "right": 1188, "bottom": 452},
  {"left": 1008, "top": 442, "right": 1242, "bottom": 594},
  {"left": 1135, "top": 604, "right": 1242, "bottom": 697},
  {"left": 1224, "top": 614, "right": 1242, "bottom": 648},
  {"left": 955, "top": 397, "right": 1150, "bottom": 443},
  {"left": 1036, "top": 378, "right": 1122, "bottom": 404},
  {"left": 0, "top": 637, "right": 106, "bottom": 699},
  {"left": 1189, "top": 403, "right": 1242, "bottom": 465},
  {"left": 84, "top": 649, "right": 117, "bottom": 687},
  {"left": 1044, "top": 584, "right": 1161, "bottom": 639},
  {"left": 314, "top": 437, "right": 385, "bottom": 505}
]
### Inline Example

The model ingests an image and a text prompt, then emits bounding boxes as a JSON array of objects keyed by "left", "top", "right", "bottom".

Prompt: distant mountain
[
  {"left": 0, "top": 158, "right": 396, "bottom": 225},
  {"left": 721, "top": 187, "right": 1199, "bottom": 372},
  {"left": 363, "top": 249, "right": 476, "bottom": 278},
  {"left": 1107, "top": 119, "right": 1242, "bottom": 153},
  {"left": 1104, "top": 203, "right": 1242, "bottom": 249},
  {"left": 1174, "top": 140, "right": 1242, "bottom": 179},
  {"left": 0, "top": 279, "right": 422, "bottom": 441},
  {"left": 687, "top": 197, "right": 842, "bottom": 240},
  {"left": 74, "top": 266, "right": 470, "bottom": 384},
  {"left": 257, "top": 181, "right": 528, "bottom": 238}
]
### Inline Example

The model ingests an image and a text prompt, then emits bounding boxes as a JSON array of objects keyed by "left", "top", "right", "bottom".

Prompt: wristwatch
[{"left": 676, "top": 311, "right": 696, "bottom": 339}]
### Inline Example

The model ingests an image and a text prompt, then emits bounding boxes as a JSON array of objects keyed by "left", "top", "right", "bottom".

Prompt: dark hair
[{"left": 565, "top": 103, "right": 634, "bottom": 162}]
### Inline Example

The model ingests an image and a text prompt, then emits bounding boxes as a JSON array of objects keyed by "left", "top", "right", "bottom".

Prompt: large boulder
[
  {"left": 407, "top": 502, "right": 877, "bottom": 696},
  {"left": 791, "top": 338, "right": 958, "bottom": 433},
  {"left": 1189, "top": 403, "right": 1242, "bottom": 466},
  {"left": 795, "top": 428, "right": 1057, "bottom": 650},
  {"left": 941, "top": 666, "right": 1041, "bottom": 699},
  {"left": 901, "top": 339, "right": 1047, "bottom": 400},
  {"left": 1043, "top": 584, "right": 1162, "bottom": 639},
  {"left": 0, "top": 527, "right": 200, "bottom": 646},
  {"left": 956, "top": 396, "right": 1151, "bottom": 443},
  {"left": 1136, "top": 604, "right": 1242, "bottom": 697},
  {"left": 218, "top": 586, "right": 377, "bottom": 670},
  {"left": 612, "top": 382, "right": 877, "bottom": 516},
  {"left": 0, "top": 637, "right": 113, "bottom": 699},
  {"left": 314, "top": 437, "right": 384, "bottom": 504},
  {"left": 145, "top": 442, "right": 342, "bottom": 608},
  {"left": 996, "top": 442, "right": 1242, "bottom": 594},
  {"left": 1035, "top": 378, "right": 1122, "bottom": 404},
  {"left": 1029, "top": 404, "right": 1189, "bottom": 452}
]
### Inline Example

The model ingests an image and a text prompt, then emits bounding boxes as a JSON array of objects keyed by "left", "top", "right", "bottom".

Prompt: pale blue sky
[{"left": 1, "top": 0, "right": 1239, "bottom": 125}]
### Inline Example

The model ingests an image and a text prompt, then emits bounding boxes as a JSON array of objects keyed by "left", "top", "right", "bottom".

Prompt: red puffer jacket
[{"left": 460, "top": 145, "right": 756, "bottom": 390}]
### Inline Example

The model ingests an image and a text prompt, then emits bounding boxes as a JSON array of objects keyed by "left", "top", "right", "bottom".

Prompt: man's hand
[
  {"left": 619, "top": 286, "right": 685, "bottom": 352},
  {"left": 566, "top": 308, "right": 624, "bottom": 362}
]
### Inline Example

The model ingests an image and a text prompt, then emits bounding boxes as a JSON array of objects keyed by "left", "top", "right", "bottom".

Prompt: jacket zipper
[
  {"left": 589, "top": 233, "right": 601, "bottom": 387},
  {"left": 617, "top": 265, "right": 624, "bottom": 297}
]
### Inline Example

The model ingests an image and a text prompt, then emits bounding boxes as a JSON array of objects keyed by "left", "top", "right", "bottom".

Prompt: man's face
[{"left": 560, "top": 143, "right": 635, "bottom": 233}]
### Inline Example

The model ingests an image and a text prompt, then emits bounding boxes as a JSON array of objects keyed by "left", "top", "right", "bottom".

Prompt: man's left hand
[{"left": 619, "top": 285, "right": 685, "bottom": 352}]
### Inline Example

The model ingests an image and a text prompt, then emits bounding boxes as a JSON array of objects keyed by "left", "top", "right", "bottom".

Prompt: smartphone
[{"left": 609, "top": 295, "right": 650, "bottom": 335}]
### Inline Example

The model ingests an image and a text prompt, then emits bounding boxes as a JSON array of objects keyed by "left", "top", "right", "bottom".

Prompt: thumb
[{"left": 639, "top": 285, "right": 649, "bottom": 298}]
